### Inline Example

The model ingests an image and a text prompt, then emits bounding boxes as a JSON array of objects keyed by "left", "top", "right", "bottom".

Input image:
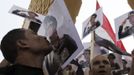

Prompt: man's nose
[{"left": 99, "top": 63, "right": 105, "bottom": 68}]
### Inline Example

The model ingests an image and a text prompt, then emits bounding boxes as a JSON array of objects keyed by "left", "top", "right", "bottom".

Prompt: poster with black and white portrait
[
  {"left": 114, "top": 10, "right": 134, "bottom": 40},
  {"left": 82, "top": 7, "right": 103, "bottom": 38}
]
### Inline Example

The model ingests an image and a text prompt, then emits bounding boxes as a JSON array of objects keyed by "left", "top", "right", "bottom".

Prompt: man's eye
[{"left": 93, "top": 61, "right": 100, "bottom": 65}]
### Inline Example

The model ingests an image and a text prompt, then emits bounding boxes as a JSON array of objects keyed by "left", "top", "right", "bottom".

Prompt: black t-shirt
[{"left": 0, "top": 64, "right": 44, "bottom": 75}]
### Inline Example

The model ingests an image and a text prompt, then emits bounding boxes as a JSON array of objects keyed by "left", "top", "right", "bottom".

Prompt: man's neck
[{"left": 16, "top": 51, "right": 44, "bottom": 69}]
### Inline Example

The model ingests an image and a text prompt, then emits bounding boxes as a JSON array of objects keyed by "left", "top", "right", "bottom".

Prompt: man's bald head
[{"left": 90, "top": 55, "right": 112, "bottom": 75}]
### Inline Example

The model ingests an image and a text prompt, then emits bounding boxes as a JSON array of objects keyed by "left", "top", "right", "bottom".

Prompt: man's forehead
[{"left": 93, "top": 55, "right": 108, "bottom": 62}]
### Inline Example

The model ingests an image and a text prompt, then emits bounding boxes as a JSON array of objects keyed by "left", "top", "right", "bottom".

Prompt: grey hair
[{"left": 43, "top": 15, "right": 57, "bottom": 37}]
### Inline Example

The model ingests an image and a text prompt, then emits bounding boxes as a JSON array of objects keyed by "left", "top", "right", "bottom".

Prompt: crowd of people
[
  {"left": 57, "top": 51, "right": 132, "bottom": 75},
  {"left": 0, "top": 15, "right": 134, "bottom": 75}
]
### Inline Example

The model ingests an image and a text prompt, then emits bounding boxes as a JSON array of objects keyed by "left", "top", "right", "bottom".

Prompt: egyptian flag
[
  {"left": 94, "top": 33, "right": 130, "bottom": 56},
  {"left": 96, "top": 0, "right": 126, "bottom": 52}
]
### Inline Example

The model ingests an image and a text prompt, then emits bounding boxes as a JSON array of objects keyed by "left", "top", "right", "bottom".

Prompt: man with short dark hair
[
  {"left": 0, "top": 28, "right": 52, "bottom": 75},
  {"left": 107, "top": 53, "right": 120, "bottom": 71},
  {"left": 82, "top": 49, "right": 90, "bottom": 68}
]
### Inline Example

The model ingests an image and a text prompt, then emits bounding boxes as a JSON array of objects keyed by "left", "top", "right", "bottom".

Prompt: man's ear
[{"left": 16, "top": 40, "right": 29, "bottom": 49}]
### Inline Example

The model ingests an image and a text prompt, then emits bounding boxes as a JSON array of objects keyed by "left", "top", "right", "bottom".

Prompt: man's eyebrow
[{"left": 93, "top": 61, "right": 100, "bottom": 65}]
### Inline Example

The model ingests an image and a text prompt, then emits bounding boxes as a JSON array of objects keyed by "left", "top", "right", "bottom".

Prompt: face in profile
[
  {"left": 91, "top": 55, "right": 111, "bottom": 75},
  {"left": 23, "top": 29, "right": 52, "bottom": 55}
]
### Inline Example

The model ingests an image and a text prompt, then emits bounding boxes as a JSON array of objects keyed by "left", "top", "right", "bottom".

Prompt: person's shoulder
[{"left": 0, "top": 66, "right": 14, "bottom": 75}]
